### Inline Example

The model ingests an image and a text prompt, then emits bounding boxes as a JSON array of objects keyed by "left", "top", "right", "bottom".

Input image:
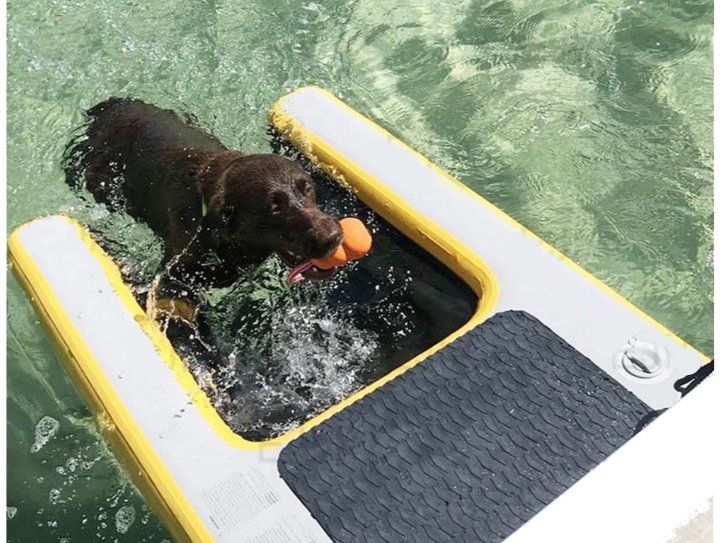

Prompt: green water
[{"left": 7, "top": 0, "right": 712, "bottom": 540}]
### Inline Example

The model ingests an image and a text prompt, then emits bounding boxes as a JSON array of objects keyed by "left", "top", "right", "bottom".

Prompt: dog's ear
[
  {"left": 204, "top": 197, "right": 244, "bottom": 247},
  {"left": 199, "top": 153, "right": 247, "bottom": 235}
]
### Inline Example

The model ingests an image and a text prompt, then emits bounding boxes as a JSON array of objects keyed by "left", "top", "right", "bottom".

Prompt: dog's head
[{"left": 206, "top": 153, "right": 342, "bottom": 273}]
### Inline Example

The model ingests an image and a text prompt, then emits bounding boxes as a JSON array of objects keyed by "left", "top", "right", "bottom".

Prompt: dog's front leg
[
  {"left": 149, "top": 242, "right": 247, "bottom": 324},
  {"left": 147, "top": 230, "right": 209, "bottom": 324}
]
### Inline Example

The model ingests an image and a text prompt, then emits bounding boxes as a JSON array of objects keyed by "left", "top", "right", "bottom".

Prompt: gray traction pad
[{"left": 278, "top": 311, "right": 653, "bottom": 543}]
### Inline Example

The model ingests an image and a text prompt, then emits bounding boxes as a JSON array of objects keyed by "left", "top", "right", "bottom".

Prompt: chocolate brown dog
[{"left": 64, "top": 98, "right": 342, "bottom": 320}]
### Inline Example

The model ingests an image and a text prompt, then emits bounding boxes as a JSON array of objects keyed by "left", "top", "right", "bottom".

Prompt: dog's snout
[
  {"left": 313, "top": 218, "right": 343, "bottom": 258},
  {"left": 322, "top": 228, "right": 343, "bottom": 254}
]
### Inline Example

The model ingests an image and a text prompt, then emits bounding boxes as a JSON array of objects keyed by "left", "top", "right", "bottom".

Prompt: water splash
[
  {"left": 208, "top": 278, "right": 381, "bottom": 439},
  {"left": 185, "top": 256, "right": 383, "bottom": 440}
]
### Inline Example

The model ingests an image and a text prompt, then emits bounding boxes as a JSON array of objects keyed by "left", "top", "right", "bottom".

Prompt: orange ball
[{"left": 311, "top": 217, "right": 372, "bottom": 270}]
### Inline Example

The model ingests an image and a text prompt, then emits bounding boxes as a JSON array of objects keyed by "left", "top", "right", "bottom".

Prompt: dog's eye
[
  {"left": 270, "top": 192, "right": 289, "bottom": 215},
  {"left": 295, "top": 178, "right": 313, "bottom": 196}
]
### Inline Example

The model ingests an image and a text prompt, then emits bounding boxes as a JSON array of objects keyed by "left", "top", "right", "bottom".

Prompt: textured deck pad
[{"left": 279, "top": 311, "right": 653, "bottom": 543}]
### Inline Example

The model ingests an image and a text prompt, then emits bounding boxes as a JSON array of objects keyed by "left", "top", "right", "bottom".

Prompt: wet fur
[{"left": 64, "top": 97, "right": 342, "bottom": 313}]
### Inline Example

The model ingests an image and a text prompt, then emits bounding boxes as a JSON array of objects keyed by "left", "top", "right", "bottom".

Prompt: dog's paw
[{"left": 151, "top": 297, "right": 198, "bottom": 324}]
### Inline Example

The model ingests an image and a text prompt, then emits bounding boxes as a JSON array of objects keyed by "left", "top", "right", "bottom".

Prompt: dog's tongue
[{"left": 287, "top": 261, "right": 313, "bottom": 284}]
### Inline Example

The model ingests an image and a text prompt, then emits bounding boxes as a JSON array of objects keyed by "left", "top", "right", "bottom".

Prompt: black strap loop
[{"left": 674, "top": 359, "right": 714, "bottom": 397}]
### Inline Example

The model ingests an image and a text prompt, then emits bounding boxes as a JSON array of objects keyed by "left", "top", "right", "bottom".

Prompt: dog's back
[
  {"left": 64, "top": 98, "right": 227, "bottom": 236},
  {"left": 63, "top": 97, "right": 343, "bottom": 287}
]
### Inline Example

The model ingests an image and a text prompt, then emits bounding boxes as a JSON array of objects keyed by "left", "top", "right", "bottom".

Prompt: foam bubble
[
  {"left": 49, "top": 488, "right": 61, "bottom": 504},
  {"left": 115, "top": 504, "right": 136, "bottom": 534},
  {"left": 30, "top": 416, "right": 60, "bottom": 453}
]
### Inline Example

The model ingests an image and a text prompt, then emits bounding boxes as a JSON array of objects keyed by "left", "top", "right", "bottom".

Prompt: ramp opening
[{"left": 86, "top": 134, "right": 494, "bottom": 442}]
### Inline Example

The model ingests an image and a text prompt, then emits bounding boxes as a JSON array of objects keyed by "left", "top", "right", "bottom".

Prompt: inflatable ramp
[{"left": 8, "top": 87, "right": 713, "bottom": 543}]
